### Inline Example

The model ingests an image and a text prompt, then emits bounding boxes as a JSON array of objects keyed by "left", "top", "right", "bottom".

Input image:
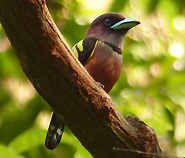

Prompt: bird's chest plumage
[{"left": 84, "top": 41, "right": 123, "bottom": 93}]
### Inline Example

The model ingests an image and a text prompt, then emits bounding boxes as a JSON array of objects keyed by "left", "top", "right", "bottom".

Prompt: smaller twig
[{"left": 113, "top": 147, "right": 184, "bottom": 158}]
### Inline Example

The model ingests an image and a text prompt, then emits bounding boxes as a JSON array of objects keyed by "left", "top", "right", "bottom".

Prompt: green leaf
[
  {"left": 109, "top": 0, "right": 128, "bottom": 12},
  {"left": 8, "top": 128, "right": 46, "bottom": 153},
  {"left": 0, "top": 144, "right": 25, "bottom": 158}
]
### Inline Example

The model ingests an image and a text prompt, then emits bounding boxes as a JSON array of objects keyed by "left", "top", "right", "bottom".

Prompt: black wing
[{"left": 74, "top": 37, "right": 97, "bottom": 66}]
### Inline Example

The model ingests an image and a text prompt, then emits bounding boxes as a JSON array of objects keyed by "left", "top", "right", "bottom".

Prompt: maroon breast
[{"left": 84, "top": 41, "right": 123, "bottom": 93}]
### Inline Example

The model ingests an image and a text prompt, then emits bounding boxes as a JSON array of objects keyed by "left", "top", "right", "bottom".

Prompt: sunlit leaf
[
  {"left": 8, "top": 128, "right": 46, "bottom": 153},
  {"left": 0, "top": 144, "right": 25, "bottom": 158}
]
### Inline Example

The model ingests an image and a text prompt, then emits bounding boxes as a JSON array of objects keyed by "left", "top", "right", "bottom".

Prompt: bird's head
[{"left": 85, "top": 12, "right": 140, "bottom": 50}]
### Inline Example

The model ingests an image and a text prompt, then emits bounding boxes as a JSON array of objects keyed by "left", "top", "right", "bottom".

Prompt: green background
[{"left": 0, "top": 0, "right": 185, "bottom": 157}]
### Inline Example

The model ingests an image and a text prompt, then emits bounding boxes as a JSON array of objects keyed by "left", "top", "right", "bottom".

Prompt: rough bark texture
[{"left": 0, "top": 0, "right": 161, "bottom": 157}]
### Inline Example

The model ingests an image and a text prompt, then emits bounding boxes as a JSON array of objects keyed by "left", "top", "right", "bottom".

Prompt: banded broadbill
[{"left": 45, "top": 12, "right": 140, "bottom": 150}]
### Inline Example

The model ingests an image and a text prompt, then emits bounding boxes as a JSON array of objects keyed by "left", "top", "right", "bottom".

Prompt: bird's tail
[{"left": 45, "top": 112, "right": 65, "bottom": 150}]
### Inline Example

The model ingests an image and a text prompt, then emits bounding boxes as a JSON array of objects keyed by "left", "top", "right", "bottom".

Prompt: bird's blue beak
[{"left": 111, "top": 18, "right": 140, "bottom": 29}]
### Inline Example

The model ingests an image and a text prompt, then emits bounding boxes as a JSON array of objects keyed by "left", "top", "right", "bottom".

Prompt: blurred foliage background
[{"left": 0, "top": 0, "right": 185, "bottom": 157}]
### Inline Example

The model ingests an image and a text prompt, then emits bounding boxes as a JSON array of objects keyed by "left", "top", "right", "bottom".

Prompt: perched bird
[{"left": 45, "top": 12, "right": 140, "bottom": 150}]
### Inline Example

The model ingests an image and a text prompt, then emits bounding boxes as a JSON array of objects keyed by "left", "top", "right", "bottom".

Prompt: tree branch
[{"left": 0, "top": 0, "right": 161, "bottom": 157}]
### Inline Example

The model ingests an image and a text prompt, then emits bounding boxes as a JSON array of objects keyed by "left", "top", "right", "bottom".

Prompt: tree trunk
[{"left": 0, "top": 0, "right": 161, "bottom": 157}]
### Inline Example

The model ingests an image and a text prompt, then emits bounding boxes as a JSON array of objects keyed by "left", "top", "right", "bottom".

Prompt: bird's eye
[{"left": 104, "top": 19, "right": 112, "bottom": 26}]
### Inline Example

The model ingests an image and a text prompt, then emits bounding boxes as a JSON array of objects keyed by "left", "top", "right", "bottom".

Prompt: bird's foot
[{"left": 96, "top": 82, "right": 105, "bottom": 89}]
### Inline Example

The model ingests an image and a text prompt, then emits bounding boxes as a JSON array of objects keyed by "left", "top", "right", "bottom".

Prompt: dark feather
[
  {"left": 76, "top": 37, "right": 97, "bottom": 65},
  {"left": 45, "top": 112, "right": 65, "bottom": 150}
]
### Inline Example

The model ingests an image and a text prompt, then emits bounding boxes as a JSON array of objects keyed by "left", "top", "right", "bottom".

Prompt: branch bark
[{"left": 0, "top": 0, "right": 161, "bottom": 157}]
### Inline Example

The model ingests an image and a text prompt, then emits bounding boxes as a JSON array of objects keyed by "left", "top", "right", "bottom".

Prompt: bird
[{"left": 45, "top": 12, "right": 140, "bottom": 150}]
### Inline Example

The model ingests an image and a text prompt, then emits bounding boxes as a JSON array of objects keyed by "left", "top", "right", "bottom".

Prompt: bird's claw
[{"left": 96, "top": 82, "right": 105, "bottom": 89}]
